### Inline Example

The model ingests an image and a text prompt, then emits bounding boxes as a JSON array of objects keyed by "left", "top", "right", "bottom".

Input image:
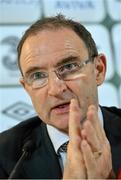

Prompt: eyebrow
[
  {"left": 55, "top": 55, "right": 80, "bottom": 67},
  {"left": 24, "top": 55, "right": 80, "bottom": 77},
  {"left": 24, "top": 67, "right": 42, "bottom": 77}
]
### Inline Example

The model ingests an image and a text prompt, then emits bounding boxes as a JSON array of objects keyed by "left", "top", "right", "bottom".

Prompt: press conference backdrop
[{"left": 0, "top": 0, "right": 121, "bottom": 132}]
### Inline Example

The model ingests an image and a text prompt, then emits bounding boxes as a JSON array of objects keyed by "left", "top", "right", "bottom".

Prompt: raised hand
[{"left": 63, "top": 99, "right": 113, "bottom": 179}]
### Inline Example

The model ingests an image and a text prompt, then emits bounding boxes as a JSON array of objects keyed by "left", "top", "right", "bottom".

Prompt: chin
[
  {"left": 56, "top": 124, "right": 69, "bottom": 134},
  {"left": 51, "top": 116, "right": 69, "bottom": 133}
]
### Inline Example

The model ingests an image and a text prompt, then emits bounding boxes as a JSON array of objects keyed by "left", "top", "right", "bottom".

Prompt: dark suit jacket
[{"left": 0, "top": 106, "right": 121, "bottom": 179}]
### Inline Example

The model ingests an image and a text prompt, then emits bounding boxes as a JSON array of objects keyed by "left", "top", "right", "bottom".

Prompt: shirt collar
[
  {"left": 47, "top": 107, "right": 103, "bottom": 154},
  {"left": 47, "top": 125, "right": 69, "bottom": 153}
]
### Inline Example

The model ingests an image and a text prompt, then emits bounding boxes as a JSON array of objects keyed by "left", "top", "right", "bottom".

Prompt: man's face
[{"left": 20, "top": 28, "right": 106, "bottom": 133}]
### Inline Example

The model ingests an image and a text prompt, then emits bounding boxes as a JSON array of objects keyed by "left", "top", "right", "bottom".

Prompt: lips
[{"left": 51, "top": 102, "right": 70, "bottom": 114}]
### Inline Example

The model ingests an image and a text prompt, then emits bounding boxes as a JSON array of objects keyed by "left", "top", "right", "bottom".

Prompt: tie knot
[{"left": 58, "top": 141, "right": 69, "bottom": 153}]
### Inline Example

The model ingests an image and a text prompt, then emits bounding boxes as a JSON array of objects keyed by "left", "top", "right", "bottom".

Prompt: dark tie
[
  {"left": 58, "top": 141, "right": 69, "bottom": 153},
  {"left": 57, "top": 141, "right": 69, "bottom": 170}
]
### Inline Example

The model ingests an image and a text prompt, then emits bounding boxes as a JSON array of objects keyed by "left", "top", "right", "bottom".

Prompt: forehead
[{"left": 20, "top": 28, "right": 88, "bottom": 70}]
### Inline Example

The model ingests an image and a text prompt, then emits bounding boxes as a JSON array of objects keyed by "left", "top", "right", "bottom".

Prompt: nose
[{"left": 48, "top": 72, "right": 67, "bottom": 97}]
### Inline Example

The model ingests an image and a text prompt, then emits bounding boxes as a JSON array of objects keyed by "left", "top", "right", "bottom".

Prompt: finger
[
  {"left": 69, "top": 98, "right": 82, "bottom": 146},
  {"left": 68, "top": 98, "right": 83, "bottom": 162},
  {"left": 81, "top": 139, "right": 112, "bottom": 179},
  {"left": 86, "top": 105, "right": 106, "bottom": 143},
  {"left": 81, "top": 139, "right": 97, "bottom": 179},
  {"left": 81, "top": 120, "right": 101, "bottom": 152},
  {"left": 65, "top": 99, "right": 86, "bottom": 179}
]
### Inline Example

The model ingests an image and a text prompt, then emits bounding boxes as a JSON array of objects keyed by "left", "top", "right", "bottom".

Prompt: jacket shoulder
[
  {"left": 0, "top": 116, "right": 42, "bottom": 178},
  {"left": 101, "top": 106, "right": 121, "bottom": 137},
  {"left": 0, "top": 116, "right": 41, "bottom": 154},
  {"left": 102, "top": 106, "right": 121, "bottom": 117}
]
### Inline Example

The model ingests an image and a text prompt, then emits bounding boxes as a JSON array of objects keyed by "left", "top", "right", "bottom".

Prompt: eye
[
  {"left": 29, "top": 71, "right": 47, "bottom": 81},
  {"left": 59, "top": 62, "right": 79, "bottom": 73}
]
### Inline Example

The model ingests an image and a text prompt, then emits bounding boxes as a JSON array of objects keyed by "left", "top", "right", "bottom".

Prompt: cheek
[
  {"left": 29, "top": 90, "right": 48, "bottom": 120},
  {"left": 69, "top": 74, "right": 97, "bottom": 105},
  {"left": 72, "top": 75, "right": 89, "bottom": 94}
]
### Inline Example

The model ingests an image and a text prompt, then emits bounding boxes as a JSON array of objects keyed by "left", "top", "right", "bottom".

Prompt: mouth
[{"left": 51, "top": 102, "right": 70, "bottom": 115}]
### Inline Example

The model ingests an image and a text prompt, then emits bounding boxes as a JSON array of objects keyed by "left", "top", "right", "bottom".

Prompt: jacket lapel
[
  {"left": 101, "top": 106, "right": 121, "bottom": 176},
  {"left": 23, "top": 122, "right": 62, "bottom": 179}
]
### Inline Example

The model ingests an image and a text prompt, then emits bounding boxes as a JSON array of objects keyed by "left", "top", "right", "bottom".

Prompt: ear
[
  {"left": 19, "top": 78, "right": 31, "bottom": 94},
  {"left": 95, "top": 54, "right": 106, "bottom": 86}
]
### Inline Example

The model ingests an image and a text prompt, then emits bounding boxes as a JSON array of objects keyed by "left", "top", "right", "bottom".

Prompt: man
[{"left": 0, "top": 15, "right": 121, "bottom": 179}]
